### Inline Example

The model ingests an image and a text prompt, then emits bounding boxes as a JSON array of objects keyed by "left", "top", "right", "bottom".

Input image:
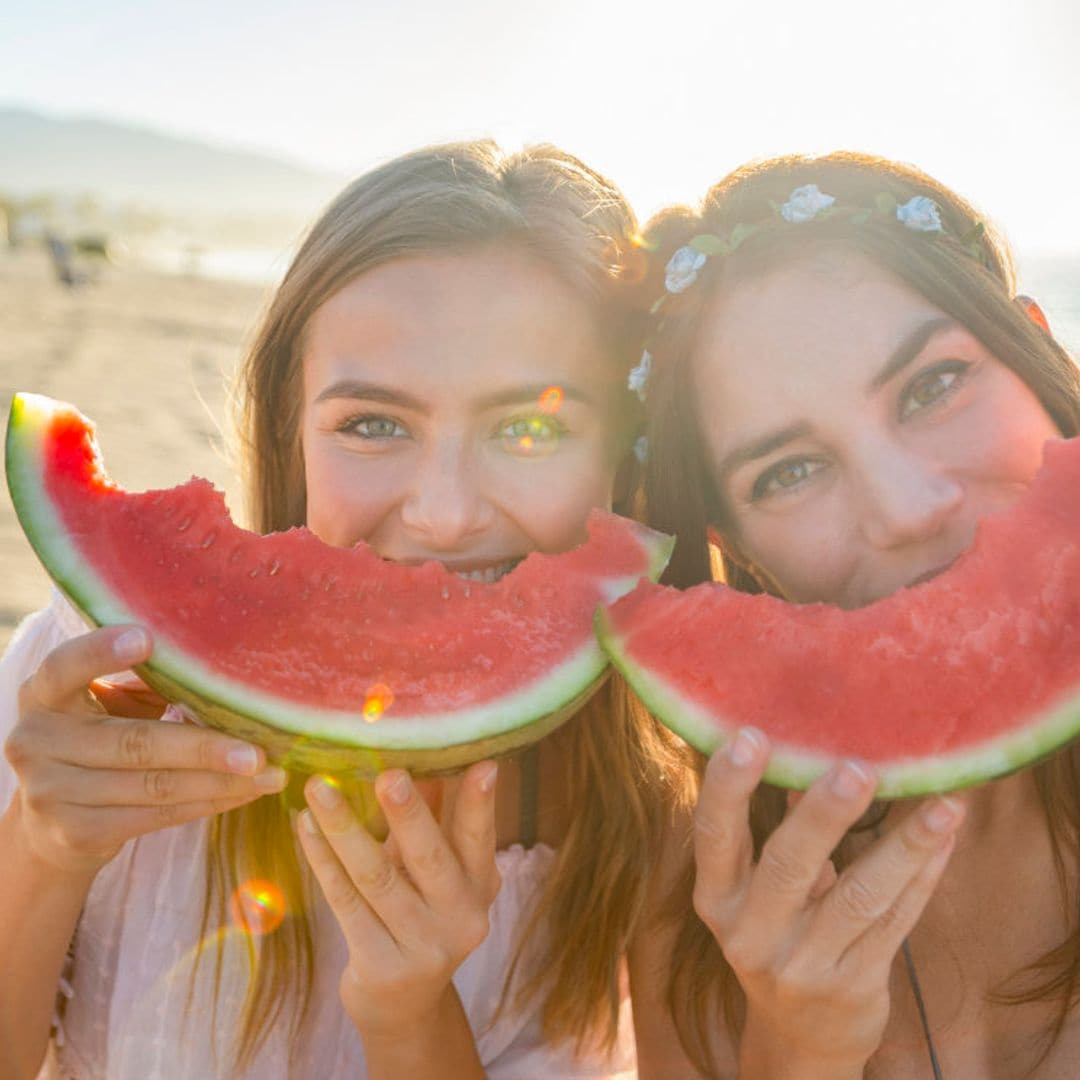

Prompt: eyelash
[
  {"left": 749, "top": 359, "right": 973, "bottom": 502},
  {"left": 897, "top": 360, "right": 971, "bottom": 421},
  {"left": 335, "top": 413, "right": 408, "bottom": 440}
]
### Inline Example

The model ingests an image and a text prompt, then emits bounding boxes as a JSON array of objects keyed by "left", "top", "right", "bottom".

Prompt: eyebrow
[
  {"left": 867, "top": 316, "right": 957, "bottom": 391},
  {"left": 714, "top": 316, "right": 960, "bottom": 483},
  {"left": 313, "top": 378, "right": 597, "bottom": 412}
]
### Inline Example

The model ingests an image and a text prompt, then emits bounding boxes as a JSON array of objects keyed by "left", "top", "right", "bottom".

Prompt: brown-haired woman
[
  {"left": 0, "top": 140, "right": 690, "bottom": 1078},
  {"left": 629, "top": 152, "right": 1080, "bottom": 1077}
]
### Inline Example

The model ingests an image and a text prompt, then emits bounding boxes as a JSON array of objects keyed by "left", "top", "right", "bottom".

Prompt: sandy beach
[{"left": 0, "top": 247, "right": 273, "bottom": 652}]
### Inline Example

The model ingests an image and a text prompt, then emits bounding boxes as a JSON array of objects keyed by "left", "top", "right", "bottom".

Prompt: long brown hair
[
  {"left": 639, "top": 152, "right": 1080, "bottom": 1075},
  {"left": 196, "top": 139, "right": 693, "bottom": 1069}
]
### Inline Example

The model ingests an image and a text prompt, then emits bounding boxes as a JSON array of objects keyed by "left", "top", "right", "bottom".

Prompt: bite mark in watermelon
[
  {"left": 6, "top": 393, "right": 673, "bottom": 775},
  {"left": 597, "top": 438, "right": 1080, "bottom": 797}
]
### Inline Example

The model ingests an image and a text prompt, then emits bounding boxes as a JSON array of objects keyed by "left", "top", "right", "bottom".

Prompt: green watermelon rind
[
  {"left": 7, "top": 394, "right": 666, "bottom": 767},
  {"left": 595, "top": 606, "right": 1080, "bottom": 799}
]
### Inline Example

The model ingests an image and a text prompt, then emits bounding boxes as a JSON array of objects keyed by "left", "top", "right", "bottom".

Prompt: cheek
[{"left": 303, "top": 445, "right": 390, "bottom": 548}]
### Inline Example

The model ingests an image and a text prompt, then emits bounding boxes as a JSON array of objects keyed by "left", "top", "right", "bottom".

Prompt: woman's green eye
[
  {"left": 899, "top": 363, "right": 968, "bottom": 420},
  {"left": 500, "top": 414, "right": 564, "bottom": 456},
  {"left": 339, "top": 415, "right": 407, "bottom": 439}
]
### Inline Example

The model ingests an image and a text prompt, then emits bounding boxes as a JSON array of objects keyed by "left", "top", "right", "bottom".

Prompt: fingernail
[
  {"left": 923, "top": 797, "right": 962, "bottom": 834},
  {"left": 300, "top": 809, "right": 320, "bottom": 835},
  {"left": 830, "top": 760, "right": 871, "bottom": 799},
  {"left": 478, "top": 762, "right": 498, "bottom": 793},
  {"left": 226, "top": 744, "right": 259, "bottom": 775},
  {"left": 312, "top": 778, "right": 341, "bottom": 809},
  {"left": 728, "top": 728, "right": 763, "bottom": 767},
  {"left": 114, "top": 628, "right": 148, "bottom": 663},
  {"left": 254, "top": 766, "right": 287, "bottom": 792},
  {"left": 380, "top": 771, "right": 411, "bottom": 806}
]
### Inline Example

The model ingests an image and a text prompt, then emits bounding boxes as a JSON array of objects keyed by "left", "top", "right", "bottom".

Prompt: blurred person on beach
[
  {"left": 0, "top": 140, "right": 692, "bottom": 1079},
  {"left": 627, "top": 152, "right": 1080, "bottom": 1078}
]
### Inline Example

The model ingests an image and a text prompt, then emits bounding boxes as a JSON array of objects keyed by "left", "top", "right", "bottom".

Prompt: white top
[{"left": 1, "top": 592, "right": 636, "bottom": 1079}]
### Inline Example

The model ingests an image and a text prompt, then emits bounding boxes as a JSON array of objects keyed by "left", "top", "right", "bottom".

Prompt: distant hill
[{"left": 0, "top": 106, "right": 344, "bottom": 217}]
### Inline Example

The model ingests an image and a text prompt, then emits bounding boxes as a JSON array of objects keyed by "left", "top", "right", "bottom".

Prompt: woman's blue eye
[
  {"left": 899, "top": 362, "right": 969, "bottom": 421},
  {"left": 338, "top": 415, "right": 407, "bottom": 439},
  {"left": 499, "top": 414, "right": 565, "bottom": 456},
  {"left": 751, "top": 458, "right": 823, "bottom": 500}
]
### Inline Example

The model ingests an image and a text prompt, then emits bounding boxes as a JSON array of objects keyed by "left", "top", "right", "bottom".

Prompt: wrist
[
  {"left": 740, "top": 1015, "right": 868, "bottom": 1080},
  {"left": 359, "top": 985, "right": 483, "bottom": 1079}
]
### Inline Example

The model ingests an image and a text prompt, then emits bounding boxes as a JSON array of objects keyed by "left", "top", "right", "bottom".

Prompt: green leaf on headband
[
  {"left": 874, "top": 192, "right": 898, "bottom": 215},
  {"left": 728, "top": 222, "right": 759, "bottom": 249},
  {"left": 650, "top": 296, "right": 668, "bottom": 315},
  {"left": 689, "top": 233, "right": 729, "bottom": 256},
  {"left": 960, "top": 221, "right": 986, "bottom": 245}
]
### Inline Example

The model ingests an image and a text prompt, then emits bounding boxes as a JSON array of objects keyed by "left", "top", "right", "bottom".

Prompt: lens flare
[
  {"left": 518, "top": 434, "right": 534, "bottom": 451},
  {"left": 363, "top": 683, "right": 394, "bottom": 722},
  {"left": 229, "top": 878, "right": 286, "bottom": 936},
  {"left": 538, "top": 386, "right": 563, "bottom": 414}
]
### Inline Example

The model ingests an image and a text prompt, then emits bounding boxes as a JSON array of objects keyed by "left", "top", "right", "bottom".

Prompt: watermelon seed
[
  {"left": 322, "top": 575, "right": 335, "bottom": 592},
  {"left": 441, "top": 586, "right": 450, "bottom": 600},
  {"left": 199, "top": 530, "right": 217, "bottom": 549},
  {"left": 268, "top": 559, "right": 281, "bottom": 576},
  {"left": 463, "top": 585, "right": 471, "bottom": 598},
  {"left": 228, "top": 546, "right": 245, "bottom": 564},
  {"left": 249, "top": 568, "right": 259, "bottom": 578},
  {"left": 176, "top": 515, "right": 193, "bottom": 532},
  {"left": 150, "top": 494, "right": 165, "bottom": 507}
]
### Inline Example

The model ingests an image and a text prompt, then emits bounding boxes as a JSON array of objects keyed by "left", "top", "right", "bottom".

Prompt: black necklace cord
[{"left": 868, "top": 821, "right": 944, "bottom": 1078}]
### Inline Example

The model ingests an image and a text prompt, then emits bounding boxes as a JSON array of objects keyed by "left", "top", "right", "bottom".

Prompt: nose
[
  {"left": 399, "top": 440, "right": 495, "bottom": 550},
  {"left": 855, "top": 441, "right": 963, "bottom": 550}
]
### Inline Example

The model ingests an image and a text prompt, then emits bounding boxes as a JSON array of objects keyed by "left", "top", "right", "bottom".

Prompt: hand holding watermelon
[
  {"left": 296, "top": 763, "right": 499, "bottom": 1059},
  {"left": 692, "top": 729, "right": 965, "bottom": 1076},
  {"left": 6, "top": 624, "right": 288, "bottom": 877}
]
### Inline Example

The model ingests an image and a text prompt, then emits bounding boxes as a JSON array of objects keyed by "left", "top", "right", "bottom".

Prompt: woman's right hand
[
  {"left": 4, "top": 624, "right": 288, "bottom": 877},
  {"left": 693, "top": 728, "right": 965, "bottom": 1078}
]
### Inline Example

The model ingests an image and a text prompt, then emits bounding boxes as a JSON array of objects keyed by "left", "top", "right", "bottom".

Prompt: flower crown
[{"left": 627, "top": 184, "right": 986, "bottom": 409}]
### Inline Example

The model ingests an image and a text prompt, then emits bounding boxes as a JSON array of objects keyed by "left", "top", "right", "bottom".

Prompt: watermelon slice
[
  {"left": 598, "top": 438, "right": 1080, "bottom": 798},
  {"left": 6, "top": 393, "right": 672, "bottom": 775}
]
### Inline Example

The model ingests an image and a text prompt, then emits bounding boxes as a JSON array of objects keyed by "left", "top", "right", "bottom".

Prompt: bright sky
[{"left": 4, "top": 0, "right": 1078, "bottom": 253}]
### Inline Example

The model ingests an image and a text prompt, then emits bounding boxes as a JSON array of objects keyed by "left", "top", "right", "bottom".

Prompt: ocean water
[{"left": 1018, "top": 255, "right": 1080, "bottom": 355}]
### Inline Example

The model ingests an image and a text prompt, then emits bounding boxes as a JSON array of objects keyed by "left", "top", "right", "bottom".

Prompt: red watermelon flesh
[
  {"left": 7, "top": 393, "right": 673, "bottom": 775},
  {"left": 597, "top": 438, "right": 1080, "bottom": 797}
]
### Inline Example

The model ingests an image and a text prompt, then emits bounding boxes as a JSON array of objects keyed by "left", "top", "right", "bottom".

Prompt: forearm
[
  {"left": 0, "top": 799, "right": 97, "bottom": 1080},
  {"left": 361, "top": 985, "right": 485, "bottom": 1080}
]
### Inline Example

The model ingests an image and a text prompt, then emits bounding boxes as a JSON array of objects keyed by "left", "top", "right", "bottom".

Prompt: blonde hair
[
  {"left": 195, "top": 139, "right": 692, "bottom": 1069},
  {"left": 639, "top": 152, "right": 1080, "bottom": 1075}
]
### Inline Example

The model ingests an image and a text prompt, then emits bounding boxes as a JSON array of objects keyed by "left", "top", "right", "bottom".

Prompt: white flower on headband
[
  {"left": 781, "top": 184, "right": 836, "bottom": 223},
  {"left": 896, "top": 195, "right": 943, "bottom": 233},
  {"left": 665, "top": 247, "right": 708, "bottom": 294},
  {"left": 628, "top": 350, "right": 652, "bottom": 400},
  {"left": 633, "top": 435, "right": 649, "bottom": 463}
]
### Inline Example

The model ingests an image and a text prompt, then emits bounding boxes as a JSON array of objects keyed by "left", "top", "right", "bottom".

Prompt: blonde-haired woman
[{"left": 1, "top": 140, "right": 690, "bottom": 1078}]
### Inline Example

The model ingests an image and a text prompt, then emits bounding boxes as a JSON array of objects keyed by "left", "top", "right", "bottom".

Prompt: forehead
[
  {"left": 693, "top": 254, "right": 945, "bottom": 417},
  {"left": 303, "top": 249, "right": 613, "bottom": 398}
]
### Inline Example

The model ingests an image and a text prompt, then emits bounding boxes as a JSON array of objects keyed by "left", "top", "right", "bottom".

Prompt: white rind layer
[
  {"left": 596, "top": 608, "right": 1080, "bottom": 799},
  {"left": 6, "top": 394, "right": 642, "bottom": 753}
]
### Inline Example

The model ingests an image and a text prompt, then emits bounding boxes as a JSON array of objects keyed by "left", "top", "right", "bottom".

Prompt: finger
[
  {"left": 741, "top": 759, "right": 877, "bottom": 932},
  {"left": 40, "top": 715, "right": 268, "bottom": 776},
  {"left": 845, "top": 833, "right": 956, "bottom": 970},
  {"left": 296, "top": 808, "right": 396, "bottom": 957},
  {"left": 87, "top": 791, "right": 271, "bottom": 839},
  {"left": 808, "top": 859, "right": 838, "bottom": 901},
  {"left": 34, "top": 759, "right": 287, "bottom": 807},
  {"left": 691, "top": 728, "right": 769, "bottom": 934},
  {"left": 440, "top": 762, "right": 499, "bottom": 897},
  {"left": 813, "top": 796, "right": 965, "bottom": 958},
  {"left": 305, "top": 776, "right": 430, "bottom": 945},
  {"left": 374, "top": 769, "right": 478, "bottom": 909},
  {"left": 24, "top": 627, "right": 153, "bottom": 713}
]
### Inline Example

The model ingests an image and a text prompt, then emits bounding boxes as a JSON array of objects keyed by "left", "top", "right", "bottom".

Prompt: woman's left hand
[{"left": 297, "top": 762, "right": 501, "bottom": 1044}]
